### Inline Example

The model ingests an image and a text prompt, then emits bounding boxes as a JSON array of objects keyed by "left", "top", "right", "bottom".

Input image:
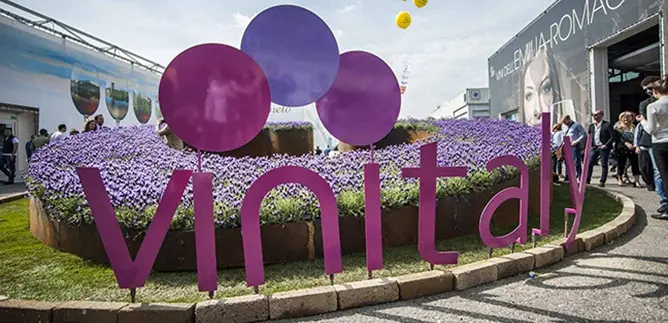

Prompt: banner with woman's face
[{"left": 488, "top": 0, "right": 658, "bottom": 128}]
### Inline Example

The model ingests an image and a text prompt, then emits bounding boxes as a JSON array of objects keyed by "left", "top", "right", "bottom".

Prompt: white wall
[
  {"left": 432, "top": 91, "right": 465, "bottom": 118},
  {"left": 431, "top": 88, "right": 490, "bottom": 119},
  {"left": 16, "top": 111, "right": 34, "bottom": 172}
]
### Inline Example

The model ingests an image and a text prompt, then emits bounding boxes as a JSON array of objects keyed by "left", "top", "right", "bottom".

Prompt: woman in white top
[
  {"left": 640, "top": 75, "right": 668, "bottom": 219},
  {"left": 551, "top": 122, "right": 564, "bottom": 179}
]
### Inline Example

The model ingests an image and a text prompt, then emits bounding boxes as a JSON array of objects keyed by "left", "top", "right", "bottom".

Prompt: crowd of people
[
  {"left": 314, "top": 145, "right": 340, "bottom": 157},
  {"left": 0, "top": 114, "right": 107, "bottom": 185},
  {"left": 551, "top": 75, "right": 668, "bottom": 220}
]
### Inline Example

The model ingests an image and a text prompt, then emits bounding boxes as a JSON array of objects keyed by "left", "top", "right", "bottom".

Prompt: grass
[{"left": 0, "top": 184, "right": 621, "bottom": 303}]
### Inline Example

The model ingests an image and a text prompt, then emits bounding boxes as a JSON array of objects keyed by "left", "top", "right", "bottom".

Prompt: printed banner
[{"left": 488, "top": 0, "right": 662, "bottom": 126}]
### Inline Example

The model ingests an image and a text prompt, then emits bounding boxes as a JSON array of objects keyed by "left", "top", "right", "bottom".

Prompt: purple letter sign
[
  {"left": 532, "top": 112, "right": 553, "bottom": 237},
  {"left": 364, "top": 163, "right": 383, "bottom": 271},
  {"left": 478, "top": 156, "right": 529, "bottom": 248},
  {"left": 193, "top": 172, "right": 217, "bottom": 292},
  {"left": 402, "top": 142, "right": 467, "bottom": 265},
  {"left": 77, "top": 168, "right": 192, "bottom": 288},
  {"left": 561, "top": 135, "right": 592, "bottom": 248},
  {"left": 240, "top": 166, "right": 342, "bottom": 287}
]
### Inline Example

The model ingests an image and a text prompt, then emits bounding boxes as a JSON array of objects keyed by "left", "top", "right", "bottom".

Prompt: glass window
[
  {"left": 501, "top": 110, "right": 518, "bottom": 121},
  {"left": 623, "top": 71, "right": 639, "bottom": 82},
  {"left": 609, "top": 74, "right": 622, "bottom": 83}
]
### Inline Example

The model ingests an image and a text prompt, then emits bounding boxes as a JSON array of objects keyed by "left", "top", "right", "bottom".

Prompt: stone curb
[
  {"left": 0, "top": 188, "right": 637, "bottom": 322},
  {"left": 395, "top": 270, "right": 453, "bottom": 300},
  {"left": 334, "top": 278, "right": 399, "bottom": 310},
  {"left": 269, "top": 286, "right": 337, "bottom": 320},
  {"left": 195, "top": 295, "right": 268, "bottom": 323},
  {"left": 0, "top": 192, "right": 28, "bottom": 204}
]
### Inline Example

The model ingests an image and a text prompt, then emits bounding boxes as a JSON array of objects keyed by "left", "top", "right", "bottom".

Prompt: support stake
[
  {"left": 368, "top": 271, "right": 373, "bottom": 280},
  {"left": 564, "top": 211, "right": 569, "bottom": 238},
  {"left": 253, "top": 286, "right": 259, "bottom": 294},
  {"left": 488, "top": 248, "right": 493, "bottom": 259},
  {"left": 208, "top": 291, "right": 214, "bottom": 299},
  {"left": 429, "top": 263, "right": 434, "bottom": 271},
  {"left": 532, "top": 233, "right": 537, "bottom": 247},
  {"left": 511, "top": 242, "right": 516, "bottom": 253},
  {"left": 329, "top": 274, "right": 335, "bottom": 285},
  {"left": 130, "top": 288, "right": 136, "bottom": 303}
]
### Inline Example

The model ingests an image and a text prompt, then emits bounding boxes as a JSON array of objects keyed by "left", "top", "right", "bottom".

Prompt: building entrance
[{"left": 607, "top": 25, "right": 661, "bottom": 123}]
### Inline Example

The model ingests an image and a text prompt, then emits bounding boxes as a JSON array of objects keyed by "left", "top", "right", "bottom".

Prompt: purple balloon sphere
[
  {"left": 316, "top": 51, "right": 401, "bottom": 146},
  {"left": 240, "top": 5, "right": 340, "bottom": 107},
  {"left": 159, "top": 43, "right": 271, "bottom": 152}
]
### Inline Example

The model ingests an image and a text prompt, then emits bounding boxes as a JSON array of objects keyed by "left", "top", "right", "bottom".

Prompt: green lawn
[{"left": 0, "top": 185, "right": 622, "bottom": 303}]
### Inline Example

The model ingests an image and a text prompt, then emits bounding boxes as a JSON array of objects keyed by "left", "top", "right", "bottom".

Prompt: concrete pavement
[
  {"left": 0, "top": 182, "right": 25, "bottom": 199},
  {"left": 274, "top": 169, "right": 668, "bottom": 322}
]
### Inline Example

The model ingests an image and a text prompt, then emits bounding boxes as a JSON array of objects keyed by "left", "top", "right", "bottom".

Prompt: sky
[{"left": 2, "top": 0, "right": 556, "bottom": 118}]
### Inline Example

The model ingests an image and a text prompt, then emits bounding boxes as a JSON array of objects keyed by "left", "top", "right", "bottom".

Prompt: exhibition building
[{"left": 489, "top": 0, "right": 667, "bottom": 127}]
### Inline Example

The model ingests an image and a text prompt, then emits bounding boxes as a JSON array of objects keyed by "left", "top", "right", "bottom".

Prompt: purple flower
[{"left": 25, "top": 119, "right": 540, "bottom": 230}]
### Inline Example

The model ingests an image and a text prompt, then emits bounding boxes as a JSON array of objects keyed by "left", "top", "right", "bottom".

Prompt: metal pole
[{"left": 564, "top": 211, "right": 569, "bottom": 238}]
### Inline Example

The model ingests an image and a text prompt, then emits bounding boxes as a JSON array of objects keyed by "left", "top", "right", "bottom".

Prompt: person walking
[
  {"left": 0, "top": 128, "right": 19, "bottom": 184},
  {"left": 156, "top": 118, "right": 184, "bottom": 150},
  {"left": 25, "top": 135, "right": 35, "bottom": 161},
  {"left": 83, "top": 118, "right": 97, "bottom": 132},
  {"left": 551, "top": 122, "right": 564, "bottom": 182},
  {"left": 636, "top": 117, "right": 655, "bottom": 190},
  {"left": 94, "top": 114, "right": 107, "bottom": 131},
  {"left": 638, "top": 76, "right": 668, "bottom": 211},
  {"left": 614, "top": 112, "right": 642, "bottom": 187},
  {"left": 640, "top": 74, "right": 668, "bottom": 219},
  {"left": 30, "top": 129, "right": 50, "bottom": 153},
  {"left": 561, "top": 115, "right": 587, "bottom": 182},
  {"left": 50, "top": 124, "right": 67, "bottom": 143},
  {"left": 586, "top": 110, "right": 616, "bottom": 187}
]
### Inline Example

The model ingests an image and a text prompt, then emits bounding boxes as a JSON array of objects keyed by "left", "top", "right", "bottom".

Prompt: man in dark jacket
[
  {"left": 586, "top": 110, "right": 616, "bottom": 187},
  {"left": 636, "top": 120, "right": 654, "bottom": 190}
]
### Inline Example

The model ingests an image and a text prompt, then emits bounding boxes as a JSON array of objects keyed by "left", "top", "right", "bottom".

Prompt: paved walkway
[
  {"left": 275, "top": 169, "right": 668, "bottom": 322},
  {"left": 0, "top": 182, "right": 25, "bottom": 199},
  {"left": 0, "top": 168, "right": 26, "bottom": 199}
]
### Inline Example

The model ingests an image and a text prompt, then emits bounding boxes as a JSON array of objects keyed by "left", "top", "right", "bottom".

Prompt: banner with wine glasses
[{"left": 0, "top": 14, "right": 161, "bottom": 134}]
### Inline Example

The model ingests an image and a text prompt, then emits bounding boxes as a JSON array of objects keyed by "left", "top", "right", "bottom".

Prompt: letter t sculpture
[{"left": 402, "top": 142, "right": 467, "bottom": 265}]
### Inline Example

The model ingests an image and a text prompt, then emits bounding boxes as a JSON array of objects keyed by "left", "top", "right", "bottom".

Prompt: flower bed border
[
  {"left": 0, "top": 192, "right": 27, "bottom": 204},
  {"left": 0, "top": 187, "right": 636, "bottom": 322},
  {"left": 270, "top": 129, "right": 314, "bottom": 156},
  {"left": 338, "top": 127, "right": 433, "bottom": 152},
  {"left": 186, "top": 124, "right": 315, "bottom": 157},
  {"left": 26, "top": 170, "right": 543, "bottom": 271}
]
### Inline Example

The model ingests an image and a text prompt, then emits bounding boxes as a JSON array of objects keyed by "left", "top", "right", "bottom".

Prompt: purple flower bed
[{"left": 25, "top": 119, "right": 540, "bottom": 231}]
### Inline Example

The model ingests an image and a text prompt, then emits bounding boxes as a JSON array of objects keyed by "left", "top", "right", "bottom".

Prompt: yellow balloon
[
  {"left": 414, "top": 0, "right": 428, "bottom": 8},
  {"left": 396, "top": 11, "right": 411, "bottom": 29}
]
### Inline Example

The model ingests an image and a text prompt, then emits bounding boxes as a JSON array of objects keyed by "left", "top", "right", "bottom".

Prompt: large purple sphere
[
  {"left": 240, "top": 5, "right": 340, "bottom": 107},
  {"left": 317, "top": 51, "right": 401, "bottom": 146},
  {"left": 159, "top": 43, "right": 271, "bottom": 152}
]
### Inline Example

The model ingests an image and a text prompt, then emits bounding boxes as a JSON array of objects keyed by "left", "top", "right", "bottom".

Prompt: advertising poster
[
  {"left": 488, "top": 0, "right": 663, "bottom": 127},
  {"left": 0, "top": 15, "right": 161, "bottom": 132}
]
